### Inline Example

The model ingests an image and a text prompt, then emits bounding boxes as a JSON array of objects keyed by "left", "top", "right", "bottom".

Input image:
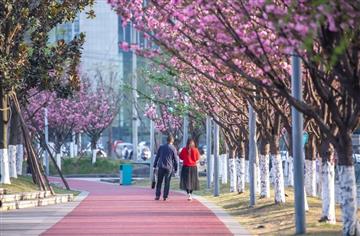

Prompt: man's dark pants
[{"left": 156, "top": 167, "right": 172, "bottom": 199}]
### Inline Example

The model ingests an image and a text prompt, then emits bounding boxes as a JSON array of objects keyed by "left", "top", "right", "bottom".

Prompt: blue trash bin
[{"left": 119, "top": 164, "right": 132, "bottom": 185}]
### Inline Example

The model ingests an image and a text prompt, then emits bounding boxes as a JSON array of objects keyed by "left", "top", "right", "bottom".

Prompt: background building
[{"left": 49, "top": 1, "right": 151, "bottom": 156}]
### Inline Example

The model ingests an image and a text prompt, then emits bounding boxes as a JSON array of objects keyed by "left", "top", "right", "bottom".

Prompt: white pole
[
  {"left": 206, "top": 116, "right": 212, "bottom": 189},
  {"left": 249, "top": 104, "right": 257, "bottom": 207},
  {"left": 292, "top": 53, "right": 306, "bottom": 233},
  {"left": 131, "top": 24, "right": 138, "bottom": 161}
]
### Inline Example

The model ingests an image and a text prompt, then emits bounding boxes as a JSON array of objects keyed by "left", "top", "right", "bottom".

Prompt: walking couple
[{"left": 153, "top": 135, "right": 200, "bottom": 201}]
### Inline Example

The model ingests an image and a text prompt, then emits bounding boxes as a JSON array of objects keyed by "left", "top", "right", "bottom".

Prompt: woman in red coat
[{"left": 179, "top": 138, "right": 200, "bottom": 201}]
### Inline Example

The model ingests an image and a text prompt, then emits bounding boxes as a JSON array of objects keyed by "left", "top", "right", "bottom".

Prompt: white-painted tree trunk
[
  {"left": 48, "top": 142, "right": 55, "bottom": 157},
  {"left": 287, "top": 156, "right": 294, "bottom": 187},
  {"left": 256, "top": 161, "right": 261, "bottom": 194},
  {"left": 245, "top": 160, "right": 249, "bottom": 183},
  {"left": 56, "top": 153, "right": 61, "bottom": 170},
  {"left": 269, "top": 164, "right": 274, "bottom": 185},
  {"left": 74, "top": 144, "right": 78, "bottom": 157},
  {"left": 222, "top": 155, "right": 228, "bottom": 184},
  {"left": 316, "top": 160, "right": 322, "bottom": 197},
  {"left": 321, "top": 160, "right": 336, "bottom": 223},
  {"left": 304, "top": 187, "right": 309, "bottom": 211},
  {"left": 16, "top": 144, "right": 23, "bottom": 175},
  {"left": 59, "top": 145, "right": 64, "bottom": 158},
  {"left": 237, "top": 158, "right": 246, "bottom": 193},
  {"left": 305, "top": 159, "right": 317, "bottom": 197},
  {"left": 70, "top": 142, "right": 74, "bottom": 158},
  {"left": 259, "top": 154, "right": 270, "bottom": 198},
  {"left": 219, "top": 154, "right": 226, "bottom": 184},
  {"left": 335, "top": 170, "right": 341, "bottom": 204},
  {"left": 8, "top": 145, "right": 17, "bottom": 178},
  {"left": 272, "top": 154, "right": 285, "bottom": 203},
  {"left": 283, "top": 152, "right": 289, "bottom": 179},
  {"left": 0, "top": 149, "right": 11, "bottom": 184},
  {"left": 229, "top": 158, "right": 237, "bottom": 192},
  {"left": 210, "top": 154, "right": 214, "bottom": 183},
  {"left": 92, "top": 149, "right": 97, "bottom": 164},
  {"left": 338, "top": 165, "right": 360, "bottom": 235}
]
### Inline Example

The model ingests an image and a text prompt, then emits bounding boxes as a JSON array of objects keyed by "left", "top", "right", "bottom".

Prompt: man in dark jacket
[{"left": 153, "top": 135, "right": 179, "bottom": 201}]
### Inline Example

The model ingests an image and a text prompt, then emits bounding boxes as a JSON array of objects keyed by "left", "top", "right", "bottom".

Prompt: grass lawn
[
  {"left": 133, "top": 177, "right": 352, "bottom": 235},
  {"left": 0, "top": 176, "right": 80, "bottom": 196}
]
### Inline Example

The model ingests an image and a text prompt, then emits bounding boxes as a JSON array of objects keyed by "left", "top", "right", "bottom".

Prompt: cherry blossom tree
[
  {"left": 25, "top": 90, "right": 84, "bottom": 169},
  {"left": 79, "top": 80, "right": 120, "bottom": 164},
  {"left": 25, "top": 77, "right": 120, "bottom": 166}
]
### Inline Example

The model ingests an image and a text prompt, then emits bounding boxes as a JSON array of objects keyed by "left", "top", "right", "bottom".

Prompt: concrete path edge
[{"left": 193, "top": 195, "right": 251, "bottom": 236}]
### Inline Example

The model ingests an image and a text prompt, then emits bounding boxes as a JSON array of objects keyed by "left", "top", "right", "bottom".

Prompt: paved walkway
[{"left": 1, "top": 179, "right": 249, "bottom": 235}]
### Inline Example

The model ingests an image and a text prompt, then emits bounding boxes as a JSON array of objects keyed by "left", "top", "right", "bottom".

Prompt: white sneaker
[{"left": 187, "top": 194, "right": 192, "bottom": 201}]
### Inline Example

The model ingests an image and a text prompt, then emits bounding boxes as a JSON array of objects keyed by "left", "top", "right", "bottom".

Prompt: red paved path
[{"left": 42, "top": 179, "right": 232, "bottom": 235}]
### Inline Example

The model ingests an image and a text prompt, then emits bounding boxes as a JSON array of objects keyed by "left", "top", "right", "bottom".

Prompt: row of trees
[
  {"left": 0, "top": 0, "right": 95, "bottom": 191},
  {"left": 108, "top": 0, "right": 360, "bottom": 234},
  {"left": 25, "top": 77, "right": 119, "bottom": 168}
]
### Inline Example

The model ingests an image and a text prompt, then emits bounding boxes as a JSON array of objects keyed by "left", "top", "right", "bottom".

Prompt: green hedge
[{"left": 50, "top": 157, "right": 126, "bottom": 175}]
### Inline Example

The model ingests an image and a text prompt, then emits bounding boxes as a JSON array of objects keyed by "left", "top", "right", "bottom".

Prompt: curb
[
  {"left": 0, "top": 191, "right": 76, "bottom": 211},
  {"left": 73, "top": 190, "right": 89, "bottom": 202}
]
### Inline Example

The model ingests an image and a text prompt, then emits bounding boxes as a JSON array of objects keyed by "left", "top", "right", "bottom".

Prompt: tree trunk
[
  {"left": 287, "top": 155, "right": 294, "bottom": 187},
  {"left": 319, "top": 140, "right": 336, "bottom": 223},
  {"left": 245, "top": 159, "right": 249, "bottom": 183},
  {"left": 259, "top": 138, "right": 270, "bottom": 198},
  {"left": 335, "top": 131, "right": 360, "bottom": 235},
  {"left": 229, "top": 148, "right": 237, "bottom": 192},
  {"left": 0, "top": 89, "right": 10, "bottom": 184},
  {"left": 73, "top": 133, "right": 78, "bottom": 157},
  {"left": 236, "top": 143, "right": 246, "bottom": 194},
  {"left": 305, "top": 134, "right": 317, "bottom": 196},
  {"left": 285, "top": 131, "right": 294, "bottom": 186},
  {"left": 56, "top": 153, "right": 61, "bottom": 171},
  {"left": 338, "top": 165, "right": 360, "bottom": 235},
  {"left": 245, "top": 139, "right": 249, "bottom": 183},
  {"left": 69, "top": 132, "right": 75, "bottom": 158},
  {"left": 270, "top": 135, "right": 285, "bottom": 204},
  {"left": 108, "top": 127, "right": 113, "bottom": 159},
  {"left": 9, "top": 105, "right": 22, "bottom": 178},
  {"left": 91, "top": 137, "right": 98, "bottom": 164},
  {"left": 255, "top": 147, "right": 261, "bottom": 195},
  {"left": 55, "top": 142, "right": 62, "bottom": 171},
  {"left": 8, "top": 145, "right": 17, "bottom": 178},
  {"left": 305, "top": 159, "right": 317, "bottom": 196},
  {"left": 16, "top": 144, "right": 24, "bottom": 175},
  {"left": 76, "top": 133, "right": 82, "bottom": 154},
  {"left": 221, "top": 154, "right": 228, "bottom": 184}
]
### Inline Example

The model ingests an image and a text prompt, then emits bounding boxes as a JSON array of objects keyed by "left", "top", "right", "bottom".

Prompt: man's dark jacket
[{"left": 153, "top": 143, "right": 179, "bottom": 172}]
